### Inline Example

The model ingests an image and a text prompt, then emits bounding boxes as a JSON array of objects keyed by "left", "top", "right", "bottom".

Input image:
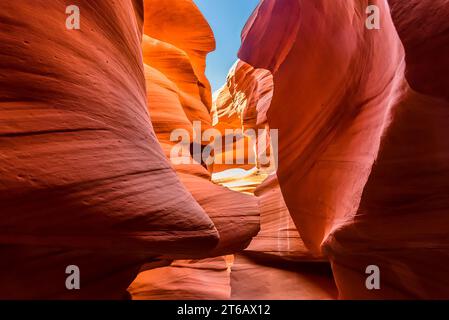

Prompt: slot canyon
[{"left": 0, "top": 0, "right": 448, "bottom": 299}]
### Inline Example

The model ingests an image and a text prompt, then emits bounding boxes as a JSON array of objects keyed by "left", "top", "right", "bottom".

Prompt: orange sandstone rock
[
  {"left": 128, "top": 0, "right": 260, "bottom": 299},
  {"left": 240, "top": 0, "right": 449, "bottom": 299},
  {"left": 323, "top": 90, "right": 449, "bottom": 299},
  {"left": 231, "top": 254, "right": 337, "bottom": 300},
  {"left": 247, "top": 174, "right": 320, "bottom": 261},
  {"left": 143, "top": 0, "right": 215, "bottom": 112},
  {"left": 325, "top": 0, "right": 449, "bottom": 299},
  {"left": 129, "top": 257, "right": 231, "bottom": 300},
  {"left": 212, "top": 60, "right": 273, "bottom": 131},
  {"left": 211, "top": 60, "right": 274, "bottom": 171},
  {"left": 140, "top": 0, "right": 259, "bottom": 258},
  {"left": 0, "top": 0, "right": 219, "bottom": 299},
  {"left": 240, "top": 0, "right": 406, "bottom": 255}
]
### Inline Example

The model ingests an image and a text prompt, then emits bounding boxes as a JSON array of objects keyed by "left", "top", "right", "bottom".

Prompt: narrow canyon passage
[
  {"left": 128, "top": 0, "right": 449, "bottom": 299},
  {"left": 126, "top": 0, "right": 340, "bottom": 300},
  {"left": 0, "top": 0, "right": 448, "bottom": 300},
  {"left": 127, "top": 0, "right": 449, "bottom": 299}
]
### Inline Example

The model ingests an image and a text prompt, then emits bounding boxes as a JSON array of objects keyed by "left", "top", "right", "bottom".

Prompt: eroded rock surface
[
  {"left": 128, "top": 0, "right": 260, "bottom": 299},
  {"left": 1, "top": 0, "right": 448, "bottom": 300},
  {"left": 0, "top": 0, "right": 219, "bottom": 299},
  {"left": 239, "top": 0, "right": 449, "bottom": 299}
]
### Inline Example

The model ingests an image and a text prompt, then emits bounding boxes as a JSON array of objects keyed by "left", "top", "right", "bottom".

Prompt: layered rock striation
[
  {"left": 128, "top": 0, "right": 260, "bottom": 299},
  {"left": 1, "top": 0, "right": 448, "bottom": 300},
  {"left": 0, "top": 0, "right": 220, "bottom": 299},
  {"left": 239, "top": 0, "right": 449, "bottom": 299}
]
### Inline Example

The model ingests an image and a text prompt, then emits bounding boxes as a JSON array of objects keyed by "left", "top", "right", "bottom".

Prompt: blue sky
[{"left": 193, "top": 0, "right": 260, "bottom": 93}]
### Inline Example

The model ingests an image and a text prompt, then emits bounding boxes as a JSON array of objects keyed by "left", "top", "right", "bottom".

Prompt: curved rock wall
[
  {"left": 211, "top": 60, "right": 274, "bottom": 171},
  {"left": 239, "top": 0, "right": 449, "bottom": 298},
  {"left": 0, "top": 0, "right": 220, "bottom": 299},
  {"left": 1, "top": 0, "right": 447, "bottom": 300},
  {"left": 128, "top": 0, "right": 260, "bottom": 299}
]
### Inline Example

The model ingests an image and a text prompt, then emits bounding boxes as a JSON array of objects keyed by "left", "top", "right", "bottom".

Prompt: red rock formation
[
  {"left": 324, "top": 90, "right": 449, "bottom": 299},
  {"left": 230, "top": 174, "right": 337, "bottom": 300},
  {"left": 211, "top": 60, "right": 274, "bottom": 171},
  {"left": 240, "top": 0, "right": 405, "bottom": 256},
  {"left": 128, "top": 0, "right": 260, "bottom": 299},
  {"left": 231, "top": 254, "right": 337, "bottom": 300},
  {"left": 212, "top": 60, "right": 273, "bottom": 131},
  {"left": 246, "top": 174, "right": 319, "bottom": 261},
  {"left": 129, "top": 257, "right": 231, "bottom": 300},
  {"left": 388, "top": 0, "right": 449, "bottom": 101},
  {"left": 2, "top": 0, "right": 448, "bottom": 300},
  {"left": 0, "top": 0, "right": 220, "bottom": 299},
  {"left": 140, "top": 0, "right": 259, "bottom": 260},
  {"left": 210, "top": 57, "right": 336, "bottom": 298},
  {"left": 326, "top": 0, "right": 449, "bottom": 299},
  {"left": 240, "top": 0, "right": 449, "bottom": 299},
  {"left": 143, "top": 0, "right": 215, "bottom": 114}
]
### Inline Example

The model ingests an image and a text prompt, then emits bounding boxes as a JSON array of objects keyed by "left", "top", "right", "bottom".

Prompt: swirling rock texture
[
  {"left": 210, "top": 58, "right": 338, "bottom": 299},
  {"left": 0, "top": 0, "right": 222, "bottom": 299},
  {"left": 231, "top": 174, "right": 338, "bottom": 299},
  {"left": 211, "top": 60, "right": 274, "bottom": 172},
  {"left": 239, "top": 0, "right": 449, "bottom": 299},
  {"left": 212, "top": 61, "right": 272, "bottom": 131},
  {"left": 127, "top": 0, "right": 259, "bottom": 299},
  {"left": 1, "top": 0, "right": 448, "bottom": 300}
]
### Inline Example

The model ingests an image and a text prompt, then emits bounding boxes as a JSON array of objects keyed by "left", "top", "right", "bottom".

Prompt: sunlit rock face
[
  {"left": 240, "top": 0, "right": 406, "bottom": 258},
  {"left": 140, "top": 0, "right": 259, "bottom": 260},
  {"left": 142, "top": 0, "right": 215, "bottom": 116},
  {"left": 247, "top": 175, "right": 319, "bottom": 261},
  {"left": 211, "top": 60, "right": 274, "bottom": 172},
  {"left": 240, "top": 0, "right": 449, "bottom": 298},
  {"left": 0, "top": 0, "right": 221, "bottom": 299},
  {"left": 128, "top": 0, "right": 260, "bottom": 299},
  {"left": 230, "top": 175, "right": 338, "bottom": 300},
  {"left": 212, "top": 60, "right": 273, "bottom": 131},
  {"left": 210, "top": 55, "right": 337, "bottom": 299},
  {"left": 1, "top": 0, "right": 447, "bottom": 300}
]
